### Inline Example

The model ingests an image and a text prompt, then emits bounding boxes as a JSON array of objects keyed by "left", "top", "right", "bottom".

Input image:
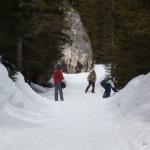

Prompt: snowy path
[
  {"left": 0, "top": 86, "right": 129, "bottom": 150},
  {"left": 0, "top": 69, "right": 150, "bottom": 150}
]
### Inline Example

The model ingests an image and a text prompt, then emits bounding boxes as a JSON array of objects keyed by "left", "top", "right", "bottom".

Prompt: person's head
[
  {"left": 104, "top": 74, "right": 112, "bottom": 80},
  {"left": 91, "top": 69, "right": 96, "bottom": 74},
  {"left": 55, "top": 64, "right": 61, "bottom": 70}
]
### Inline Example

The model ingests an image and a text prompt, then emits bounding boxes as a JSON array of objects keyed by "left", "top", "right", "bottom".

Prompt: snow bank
[
  {"left": 0, "top": 63, "right": 50, "bottom": 127},
  {"left": 111, "top": 73, "right": 150, "bottom": 121},
  {"left": 30, "top": 82, "right": 49, "bottom": 93}
]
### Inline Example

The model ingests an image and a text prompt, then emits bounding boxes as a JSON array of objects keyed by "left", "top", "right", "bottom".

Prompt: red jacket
[{"left": 53, "top": 69, "right": 64, "bottom": 84}]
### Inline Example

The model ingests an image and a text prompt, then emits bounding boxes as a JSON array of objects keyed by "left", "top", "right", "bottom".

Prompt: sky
[{"left": 0, "top": 63, "right": 150, "bottom": 150}]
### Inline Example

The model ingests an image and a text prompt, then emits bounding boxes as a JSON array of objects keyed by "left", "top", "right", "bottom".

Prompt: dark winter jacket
[{"left": 100, "top": 77, "right": 117, "bottom": 92}]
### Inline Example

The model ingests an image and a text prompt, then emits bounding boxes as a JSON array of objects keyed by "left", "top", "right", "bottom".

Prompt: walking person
[
  {"left": 53, "top": 64, "right": 64, "bottom": 101},
  {"left": 100, "top": 76, "right": 118, "bottom": 98},
  {"left": 85, "top": 69, "right": 97, "bottom": 93}
]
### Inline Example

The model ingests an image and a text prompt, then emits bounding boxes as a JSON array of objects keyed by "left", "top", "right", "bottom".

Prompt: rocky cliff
[{"left": 61, "top": 8, "right": 93, "bottom": 73}]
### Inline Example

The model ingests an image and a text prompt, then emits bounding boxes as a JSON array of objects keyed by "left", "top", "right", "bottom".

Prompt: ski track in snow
[{"left": 0, "top": 66, "right": 150, "bottom": 150}]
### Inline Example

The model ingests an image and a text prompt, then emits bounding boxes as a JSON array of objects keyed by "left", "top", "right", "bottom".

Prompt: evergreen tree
[
  {"left": 111, "top": 0, "right": 150, "bottom": 87},
  {"left": 72, "top": 0, "right": 150, "bottom": 87},
  {"left": 0, "top": 0, "right": 69, "bottom": 85}
]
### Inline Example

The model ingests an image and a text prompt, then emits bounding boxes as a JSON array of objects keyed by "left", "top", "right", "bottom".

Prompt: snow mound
[
  {"left": 30, "top": 82, "right": 49, "bottom": 93},
  {"left": 112, "top": 73, "right": 150, "bottom": 121},
  {"left": 0, "top": 63, "right": 50, "bottom": 127}
]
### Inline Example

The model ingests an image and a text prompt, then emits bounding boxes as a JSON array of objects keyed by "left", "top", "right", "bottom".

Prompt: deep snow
[{"left": 0, "top": 63, "right": 150, "bottom": 150}]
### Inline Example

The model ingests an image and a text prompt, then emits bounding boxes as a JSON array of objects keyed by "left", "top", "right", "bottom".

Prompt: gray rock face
[{"left": 61, "top": 8, "right": 93, "bottom": 73}]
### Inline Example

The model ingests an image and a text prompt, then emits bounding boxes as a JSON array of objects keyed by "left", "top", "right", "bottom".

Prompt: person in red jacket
[{"left": 53, "top": 64, "right": 64, "bottom": 101}]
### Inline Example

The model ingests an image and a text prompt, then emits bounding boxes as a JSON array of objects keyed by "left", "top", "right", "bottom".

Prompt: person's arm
[
  {"left": 108, "top": 79, "right": 118, "bottom": 92},
  {"left": 108, "top": 79, "right": 115, "bottom": 88},
  {"left": 112, "top": 87, "right": 118, "bottom": 92},
  {"left": 60, "top": 70, "right": 64, "bottom": 81},
  {"left": 95, "top": 74, "right": 97, "bottom": 81}
]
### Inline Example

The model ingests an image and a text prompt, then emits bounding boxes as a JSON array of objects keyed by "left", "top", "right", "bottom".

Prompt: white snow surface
[{"left": 0, "top": 63, "right": 150, "bottom": 150}]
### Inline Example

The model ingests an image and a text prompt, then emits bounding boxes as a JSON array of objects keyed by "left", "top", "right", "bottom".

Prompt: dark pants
[
  {"left": 85, "top": 81, "right": 95, "bottom": 93},
  {"left": 102, "top": 84, "right": 111, "bottom": 98},
  {"left": 54, "top": 83, "right": 64, "bottom": 101}
]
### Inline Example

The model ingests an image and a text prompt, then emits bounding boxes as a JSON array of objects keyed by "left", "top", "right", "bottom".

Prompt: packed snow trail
[
  {"left": 0, "top": 81, "right": 129, "bottom": 149},
  {"left": 0, "top": 65, "right": 150, "bottom": 150}
]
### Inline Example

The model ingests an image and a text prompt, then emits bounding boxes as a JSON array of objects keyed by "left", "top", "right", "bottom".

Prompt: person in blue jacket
[{"left": 100, "top": 76, "right": 118, "bottom": 98}]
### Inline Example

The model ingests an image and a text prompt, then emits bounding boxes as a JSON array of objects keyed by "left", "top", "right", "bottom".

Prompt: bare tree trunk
[
  {"left": 111, "top": 0, "right": 114, "bottom": 46},
  {"left": 16, "top": 37, "right": 23, "bottom": 70}
]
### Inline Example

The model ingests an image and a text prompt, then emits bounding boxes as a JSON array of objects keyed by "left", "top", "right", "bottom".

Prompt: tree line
[
  {"left": 0, "top": 0, "right": 69, "bottom": 85},
  {"left": 72, "top": 0, "right": 150, "bottom": 87},
  {"left": 0, "top": 0, "right": 150, "bottom": 88}
]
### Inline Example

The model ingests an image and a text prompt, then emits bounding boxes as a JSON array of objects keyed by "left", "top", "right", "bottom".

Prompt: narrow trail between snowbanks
[{"left": 1, "top": 65, "right": 149, "bottom": 150}]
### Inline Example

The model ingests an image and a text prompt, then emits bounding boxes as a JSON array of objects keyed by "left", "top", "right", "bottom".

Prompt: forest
[
  {"left": 72, "top": 0, "right": 150, "bottom": 87},
  {"left": 0, "top": 0, "right": 69, "bottom": 85},
  {"left": 0, "top": 0, "right": 150, "bottom": 88}
]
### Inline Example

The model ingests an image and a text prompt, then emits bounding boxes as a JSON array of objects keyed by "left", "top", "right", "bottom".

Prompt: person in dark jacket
[
  {"left": 53, "top": 64, "right": 64, "bottom": 101},
  {"left": 85, "top": 69, "right": 97, "bottom": 93},
  {"left": 100, "top": 76, "right": 118, "bottom": 98}
]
